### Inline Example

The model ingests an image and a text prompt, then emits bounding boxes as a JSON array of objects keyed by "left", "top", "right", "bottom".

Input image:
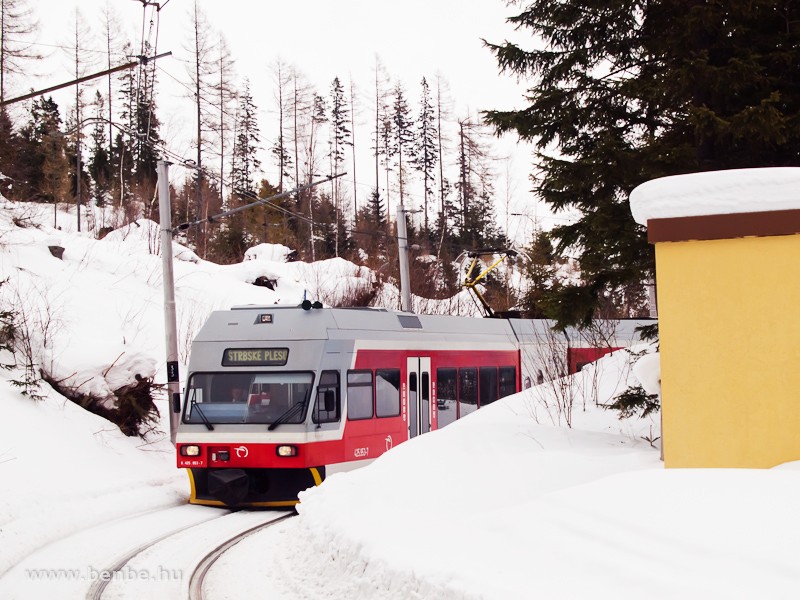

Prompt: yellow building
[{"left": 630, "top": 167, "right": 800, "bottom": 468}]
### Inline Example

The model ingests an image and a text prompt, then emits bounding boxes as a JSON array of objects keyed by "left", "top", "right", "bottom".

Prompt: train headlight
[
  {"left": 180, "top": 445, "right": 201, "bottom": 457},
  {"left": 276, "top": 445, "right": 298, "bottom": 457}
]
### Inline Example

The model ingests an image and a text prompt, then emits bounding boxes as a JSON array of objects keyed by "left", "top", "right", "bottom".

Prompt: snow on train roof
[
  {"left": 194, "top": 305, "right": 651, "bottom": 345},
  {"left": 629, "top": 167, "right": 800, "bottom": 225},
  {"left": 193, "top": 305, "right": 519, "bottom": 343},
  {"left": 509, "top": 318, "right": 651, "bottom": 344}
]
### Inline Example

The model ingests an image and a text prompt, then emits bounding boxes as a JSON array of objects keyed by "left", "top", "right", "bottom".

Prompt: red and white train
[{"left": 176, "top": 304, "right": 649, "bottom": 507}]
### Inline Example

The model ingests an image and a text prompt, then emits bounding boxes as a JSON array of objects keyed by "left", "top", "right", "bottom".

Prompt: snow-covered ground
[{"left": 1, "top": 200, "right": 799, "bottom": 599}]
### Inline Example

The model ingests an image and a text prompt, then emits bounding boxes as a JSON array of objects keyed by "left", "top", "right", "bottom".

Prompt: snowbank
[{"left": 629, "top": 167, "right": 800, "bottom": 225}]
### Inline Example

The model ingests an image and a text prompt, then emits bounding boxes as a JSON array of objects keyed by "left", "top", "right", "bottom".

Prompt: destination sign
[{"left": 222, "top": 347, "right": 289, "bottom": 367}]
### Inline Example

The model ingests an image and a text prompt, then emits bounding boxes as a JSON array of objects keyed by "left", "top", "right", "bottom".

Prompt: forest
[
  {"left": 0, "top": 0, "right": 541, "bottom": 312},
  {"left": 20, "top": 1, "right": 800, "bottom": 325}
]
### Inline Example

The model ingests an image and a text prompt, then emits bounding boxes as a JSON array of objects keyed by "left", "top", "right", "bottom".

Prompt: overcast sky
[{"left": 25, "top": 0, "right": 552, "bottom": 241}]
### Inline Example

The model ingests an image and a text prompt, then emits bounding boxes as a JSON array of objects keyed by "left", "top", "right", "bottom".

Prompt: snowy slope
[{"left": 1, "top": 199, "right": 799, "bottom": 599}]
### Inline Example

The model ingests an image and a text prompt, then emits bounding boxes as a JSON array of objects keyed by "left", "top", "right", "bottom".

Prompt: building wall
[{"left": 656, "top": 233, "right": 800, "bottom": 467}]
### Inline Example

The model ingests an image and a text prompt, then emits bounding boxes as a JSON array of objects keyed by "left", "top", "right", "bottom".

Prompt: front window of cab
[{"left": 183, "top": 372, "right": 314, "bottom": 425}]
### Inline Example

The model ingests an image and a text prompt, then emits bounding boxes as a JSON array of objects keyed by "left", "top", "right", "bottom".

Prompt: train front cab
[{"left": 177, "top": 362, "right": 342, "bottom": 508}]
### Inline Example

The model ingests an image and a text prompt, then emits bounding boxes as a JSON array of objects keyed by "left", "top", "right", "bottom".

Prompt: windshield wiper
[
  {"left": 190, "top": 391, "right": 214, "bottom": 431},
  {"left": 268, "top": 393, "right": 309, "bottom": 431}
]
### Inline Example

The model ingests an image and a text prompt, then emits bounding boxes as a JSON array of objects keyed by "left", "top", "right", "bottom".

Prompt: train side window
[
  {"left": 347, "top": 370, "right": 374, "bottom": 420},
  {"left": 436, "top": 368, "right": 458, "bottom": 427},
  {"left": 499, "top": 366, "right": 517, "bottom": 398},
  {"left": 376, "top": 369, "right": 401, "bottom": 417},
  {"left": 313, "top": 370, "right": 340, "bottom": 424},
  {"left": 458, "top": 367, "right": 478, "bottom": 418},
  {"left": 480, "top": 367, "right": 499, "bottom": 406}
]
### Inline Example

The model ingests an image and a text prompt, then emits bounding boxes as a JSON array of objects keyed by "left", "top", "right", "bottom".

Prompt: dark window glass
[
  {"left": 459, "top": 367, "right": 478, "bottom": 418},
  {"left": 376, "top": 369, "right": 401, "bottom": 417},
  {"left": 313, "top": 370, "right": 340, "bottom": 424},
  {"left": 499, "top": 366, "right": 517, "bottom": 398},
  {"left": 347, "top": 370, "right": 374, "bottom": 420},
  {"left": 480, "top": 367, "right": 498, "bottom": 406},
  {"left": 436, "top": 368, "right": 458, "bottom": 427},
  {"left": 420, "top": 371, "right": 430, "bottom": 433},
  {"left": 183, "top": 372, "right": 312, "bottom": 425}
]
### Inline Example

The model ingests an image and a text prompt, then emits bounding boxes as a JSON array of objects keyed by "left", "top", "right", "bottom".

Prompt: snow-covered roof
[{"left": 629, "top": 167, "right": 800, "bottom": 226}]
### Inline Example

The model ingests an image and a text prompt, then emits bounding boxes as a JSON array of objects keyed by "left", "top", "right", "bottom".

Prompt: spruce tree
[
  {"left": 230, "top": 78, "right": 261, "bottom": 199},
  {"left": 413, "top": 77, "right": 438, "bottom": 234},
  {"left": 19, "top": 97, "right": 68, "bottom": 222},
  {"left": 270, "top": 58, "right": 294, "bottom": 193},
  {"left": 521, "top": 229, "right": 556, "bottom": 318},
  {"left": 391, "top": 82, "right": 415, "bottom": 207},
  {"left": 454, "top": 116, "right": 499, "bottom": 248},
  {"left": 87, "top": 93, "right": 111, "bottom": 206},
  {"left": 371, "top": 56, "right": 391, "bottom": 221},
  {"left": 0, "top": 107, "right": 20, "bottom": 197},
  {"left": 185, "top": 0, "right": 215, "bottom": 250},
  {"left": 132, "top": 41, "right": 162, "bottom": 189},
  {"left": 485, "top": 1, "right": 800, "bottom": 327},
  {"left": 329, "top": 76, "right": 352, "bottom": 256}
]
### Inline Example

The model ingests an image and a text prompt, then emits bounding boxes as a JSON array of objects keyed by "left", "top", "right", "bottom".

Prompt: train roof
[
  {"left": 194, "top": 305, "right": 518, "bottom": 344},
  {"left": 192, "top": 304, "right": 654, "bottom": 346}
]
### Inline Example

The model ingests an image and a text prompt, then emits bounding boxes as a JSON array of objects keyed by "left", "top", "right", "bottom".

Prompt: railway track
[
  {"left": 85, "top": 509, "right": 232, "bottom": 600},
  {"left": 85, "top": 509, "right": 293, "bottom": 600},
  {"left": 187, "top": 512, "right": 295, "bottom": 600}
]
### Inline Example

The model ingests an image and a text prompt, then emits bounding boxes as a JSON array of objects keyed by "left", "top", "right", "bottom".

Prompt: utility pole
[
  {"left": 396, "top": 203, "right": 412, "bottom": 312},
  {"left": 157, "top": 160, "right": 181, "bottom": 445}
]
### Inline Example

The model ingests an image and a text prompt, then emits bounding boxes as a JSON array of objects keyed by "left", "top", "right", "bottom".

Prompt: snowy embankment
[
  {"left": 3, "top": 200, "right": 800, "bottom": 599},
  {"left": 227, "top": 348, "right": 800, "bottom": 600},
  {"left": 0, "top": 201, "right": 376, "bottom": 583},
  {"left": 0, "top": 199, "right": 471, "bottom": 596}
]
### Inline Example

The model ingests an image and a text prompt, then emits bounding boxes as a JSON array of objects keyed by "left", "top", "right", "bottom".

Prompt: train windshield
[{"left": 183, "top": 372, "right": 313, "bottom": 425}]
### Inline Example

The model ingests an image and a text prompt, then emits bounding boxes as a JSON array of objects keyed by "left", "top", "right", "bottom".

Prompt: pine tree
[
  {"left": 378, "top": 101, "right": 393, "bottom": 217},
  {"left": 19, "top": 97, "right": 68, "bottom": 222},
  {"left": 288, "top": 69, "right": 314, "bottom": 259},
  {"left": 434, "top": 74, "right": 454, "bottom": 258},
  {"left": 454, "top": 117, "right": 482, "bottom": 244},
  {"left": 348, "top": 77, "right": 359, "bottom": 222},
  {"left": 270, "top": 58, "right": 293, "bottom": 193},
  {"left": 112, "top": 41, "right": 137, "bottom": 209},
  {"left": 0, "top": 107, "right": 20, "bottom": 197},
  {"left": 329, "top": 76, "right": 352, "bottom": 257},
  {"left": 484, "top": 1, "right": 800, "bottom": 327},
  {"left": 413, "top": 77, "right": 438, "bottom": 234},
  {"left": 88, "top": 92, "right": 111, "bottom": 206},
  {"left": 521, "top": 229, "right": 556, "bottom": 318},
  {"left": 116, "top": 40, "right": 162, "bottom": 204},
  {"left": 391, "top": 82, "right": 415, "bottom": 207},
  {"left": 99, "top": 3, "right": 123, "bottom": 165},
  {"left": 230, "top": 78, "right": 261, "bottom": 199},
  {"left": 185, "top": 0, "right": 215, "bottom": 249},
  {"left": 303, "top": 93, "right": 327, "bottom": 260},
  {"left": 66, "top": 7, "right": 94, "bottom": 231},
  {"left": 210, "top": 35, "right": 236, "bottom": 208},
  {"left": 371, "top": 56, "right": 391, "bottom": 221}
]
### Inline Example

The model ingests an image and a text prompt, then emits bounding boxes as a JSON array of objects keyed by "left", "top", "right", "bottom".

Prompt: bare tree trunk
[
  {"left": 193, "top": 1, "right": 203, "bottom": 253},
  {"left": 350, "top": 77, "right": 357, "bottom": 224}
]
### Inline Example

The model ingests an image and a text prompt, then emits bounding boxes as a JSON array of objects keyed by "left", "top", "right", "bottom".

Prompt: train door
[{"left": 406, "top": 356, "right": 431, "bottom": 439}]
